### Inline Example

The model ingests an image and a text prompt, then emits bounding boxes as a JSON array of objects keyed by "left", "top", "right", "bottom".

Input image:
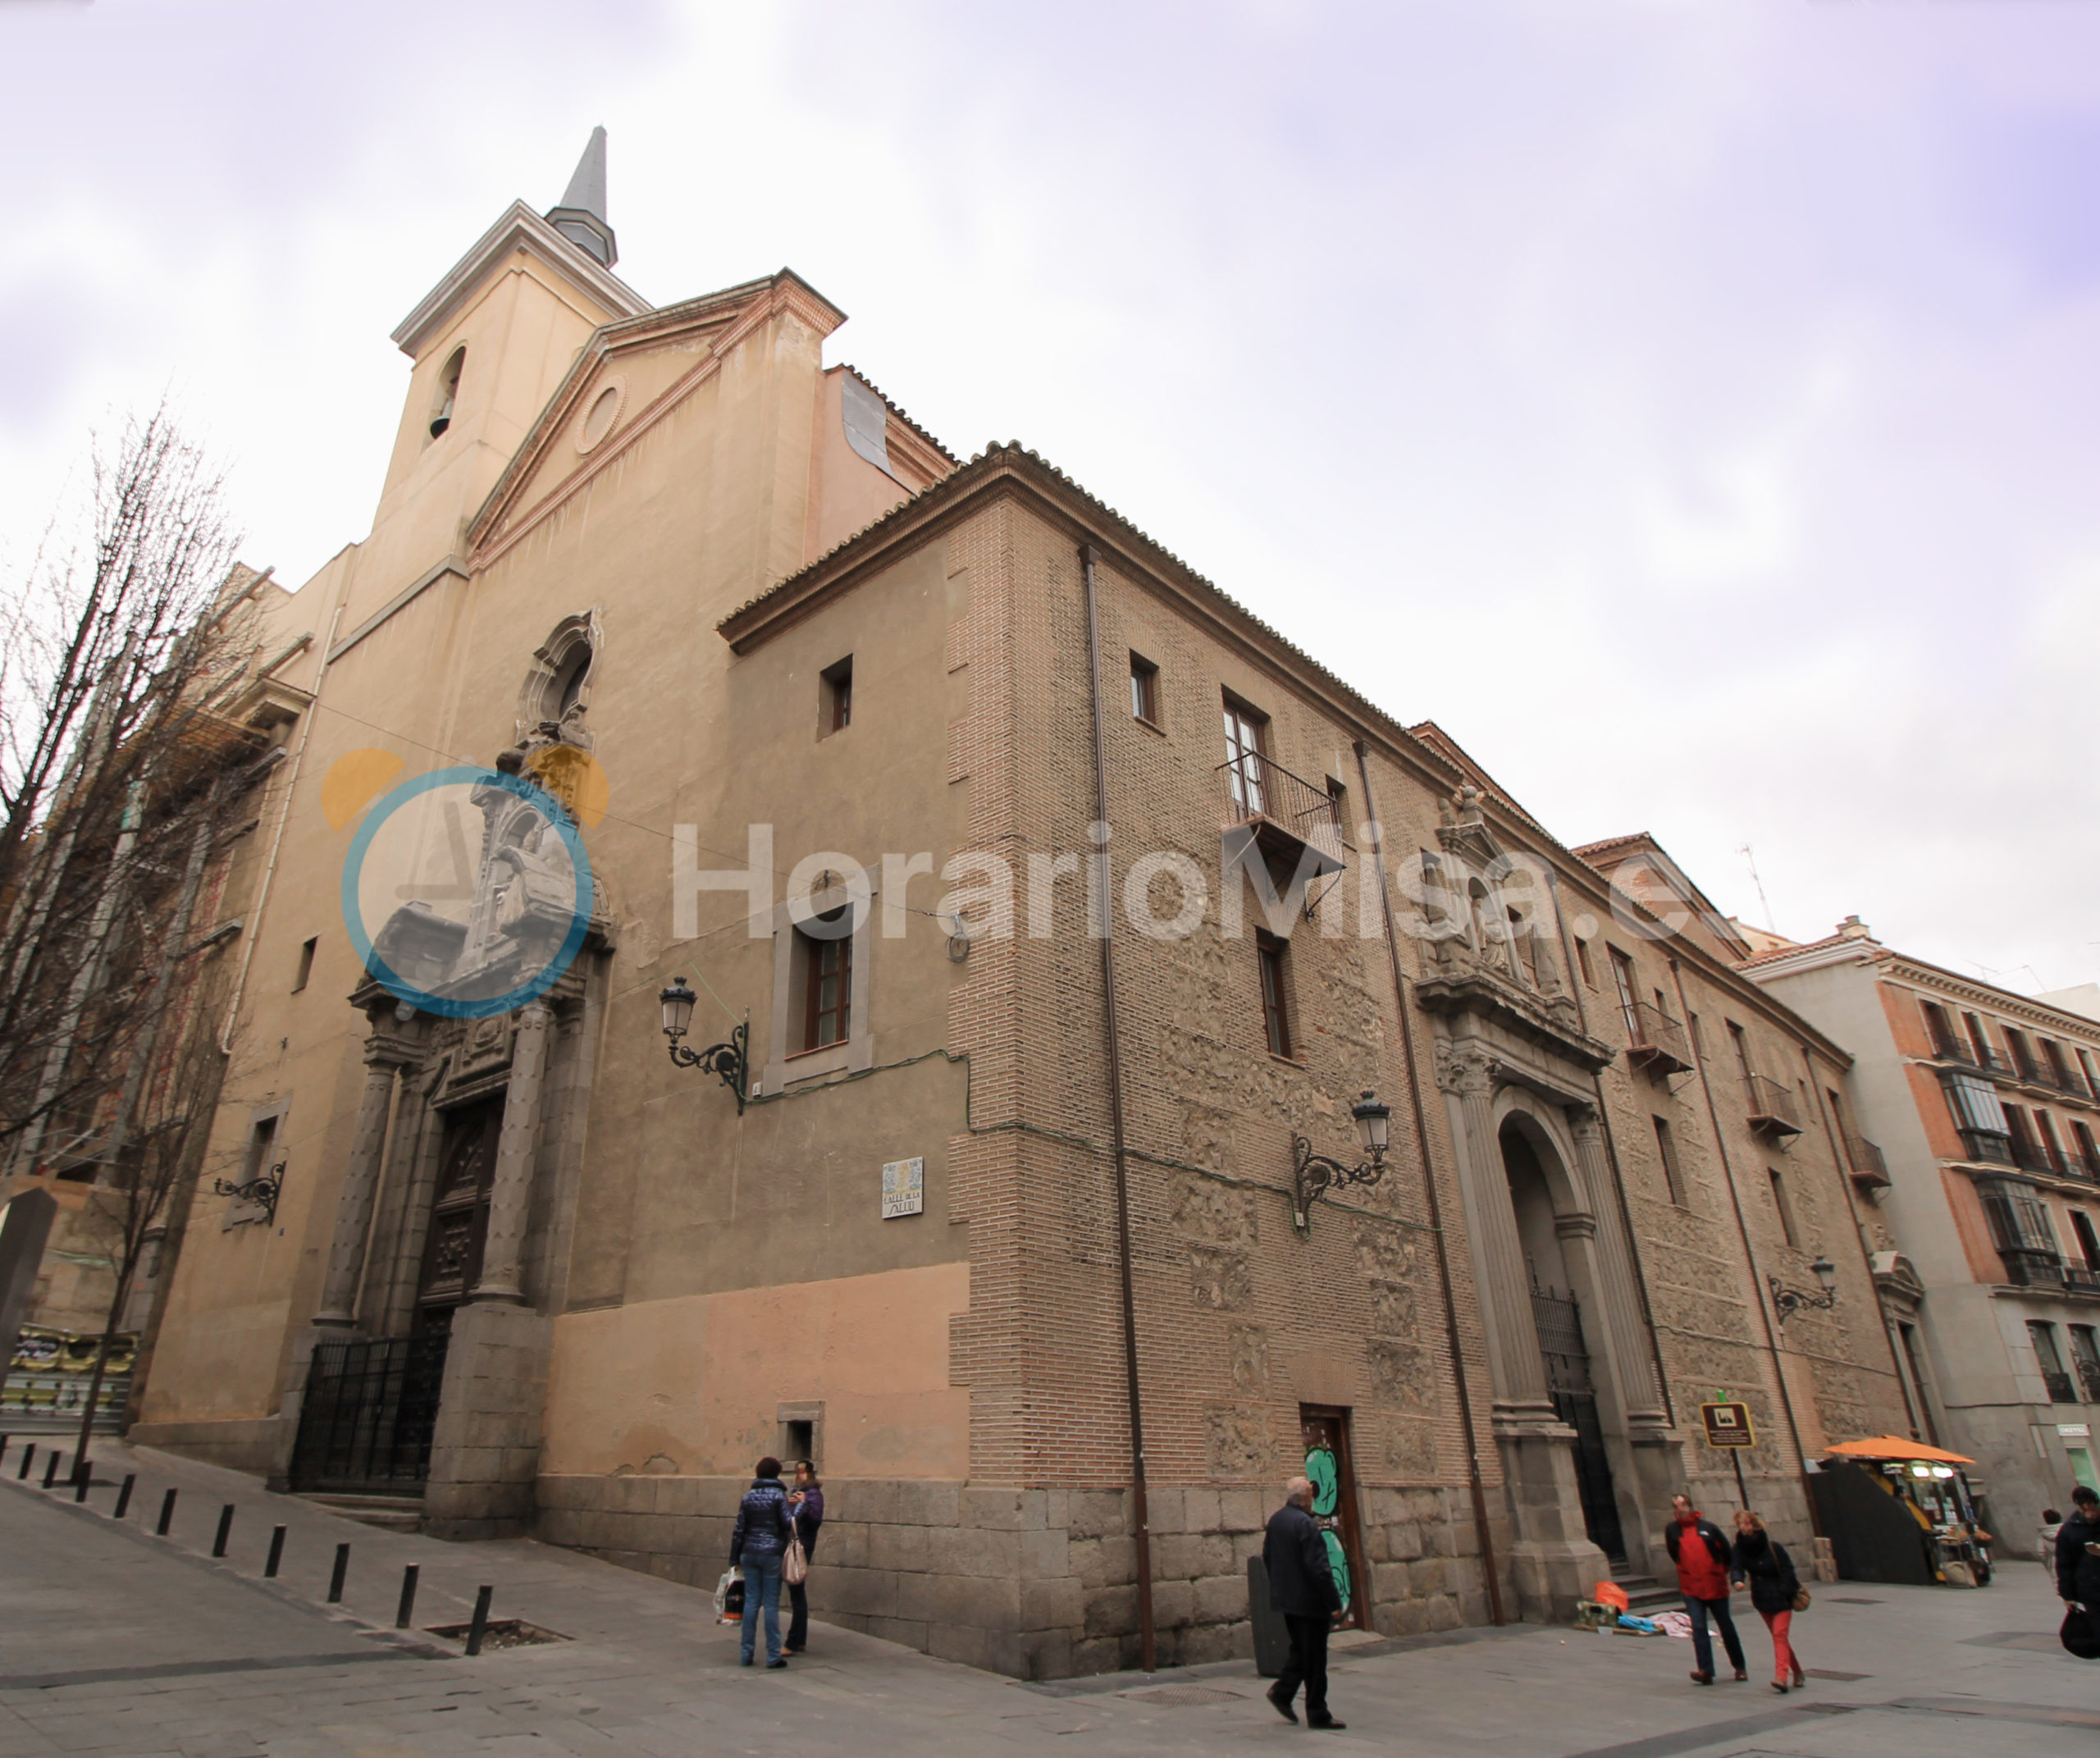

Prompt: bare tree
[
  {"left": 0, "top": 409, "right": 257, "bottom": 1164},
  {"left": 0, "top": 409, "right": 275, "bottom": 1473}
]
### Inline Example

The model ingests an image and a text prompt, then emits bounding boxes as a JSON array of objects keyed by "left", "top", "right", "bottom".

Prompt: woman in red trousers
[{"left": 1730, "top": 1511, "right": 1807, "bottom": 1692}]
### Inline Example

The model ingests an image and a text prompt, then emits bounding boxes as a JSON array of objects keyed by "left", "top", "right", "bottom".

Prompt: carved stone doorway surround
[{"left": 1431, "top": 1027, "right": 1682, "bottom": 1619}]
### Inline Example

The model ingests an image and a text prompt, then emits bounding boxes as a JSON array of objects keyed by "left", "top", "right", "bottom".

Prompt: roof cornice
[
  {"left": 390, "top": 200, "right": 651, "bottom": 359},
  {"left": 711, "top": 441, "right": 1859, "bottom": 1068}
]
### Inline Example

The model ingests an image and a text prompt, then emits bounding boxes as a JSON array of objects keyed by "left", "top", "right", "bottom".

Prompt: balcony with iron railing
[
  {"left": 1956, "top": 1126, "right": 2015, "bottom": 1166},
  {"left": 1930, "top": 1034, "right": 2012, "bottom": 1078},
  {"left": 1217, "top": 750, "right": 1344, "bottom": 875},
  {"left": 2002, "top": 1251, "right": 2068, "bottom": 1290},
  {"left": 2066, "top": 1267, "right": 2100, "bottom": 1297},
  {"left": 2010, "top": 1137, "right": 2067, "bottom": 1179},
  {"left": 2080, "top": 1363, "right": 2100, "bottom": 1402},
  {"left": 1625, "top": 1001, "right": 1693, "bottom": 1075},
  {"left": 1845, "top": 1134, "right": 1891, "bottom": 1190},
  {"left": 2068, "top": 1151, "right": 2100, "bottom": 1185},
  {"left": 1744, "top": 1073, "right": 1803, "bottom": 1139},
  {"left": 2044, "top": 1368, "right": 2080, "bottom": 1404}
]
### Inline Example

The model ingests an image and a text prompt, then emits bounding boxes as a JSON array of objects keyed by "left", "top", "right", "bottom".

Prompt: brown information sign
[{"left": 1700, "top": 1401, "right": 1755, "bottom": 1448}]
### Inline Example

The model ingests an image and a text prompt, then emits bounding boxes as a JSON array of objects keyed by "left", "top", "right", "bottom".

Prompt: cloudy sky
[{"left": 5, "top": 1, "right": 2098, "bottom": 992}]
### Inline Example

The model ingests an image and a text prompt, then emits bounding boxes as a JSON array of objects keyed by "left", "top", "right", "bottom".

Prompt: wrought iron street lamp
[
  {"left": 659, "top": 977, "right": 748, "bottom": 1114},
  {"left": 1768, "top": 1256, "right": 1838, "bottom": 1326},
  {"left": 1290, "top": 1091, "right": 1391, "bottom": 1231},
  {"left": 212, "top": 1162, "right": 284, "bottom": 1225}
]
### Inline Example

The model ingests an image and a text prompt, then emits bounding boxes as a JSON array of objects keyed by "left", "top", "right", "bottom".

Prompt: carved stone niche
[{"left": 1416, "top": 789, "right": 1610, "bottom": 1073}]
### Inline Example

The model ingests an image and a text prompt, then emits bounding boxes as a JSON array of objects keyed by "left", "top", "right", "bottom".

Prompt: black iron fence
[{"left": 288, "top": 1334, "right": 448, "bottom": 1495}]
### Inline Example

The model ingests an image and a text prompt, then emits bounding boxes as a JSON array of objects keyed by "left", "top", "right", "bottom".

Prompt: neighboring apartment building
[
  {"left": 1742, "top": 918, "right": 2100, "bottom": 1541},
  {"left": 129, "top": 137, "right": 1909, "bottom": 1678}
]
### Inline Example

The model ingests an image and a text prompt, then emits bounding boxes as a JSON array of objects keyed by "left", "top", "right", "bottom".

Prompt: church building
[{"left": 131, "top": 134, "right": 1913, "bottom": 1678}]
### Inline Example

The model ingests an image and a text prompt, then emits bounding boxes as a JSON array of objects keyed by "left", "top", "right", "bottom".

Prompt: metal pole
[
  {"left": 1730, "top": 1448, "right": 1750, "bottom": 1514},
  {"left": 265, "top": 1526, "right": 286, "bottom": 1578},
  {"left": 41, "top": 1450, "right": 60, "bottom": 1488},
  {"left": 465, "top": 1585, "right": 494, "bottom": 1656},
  {"left": 328, "top": 1542, "right": 350, "bottom": 1603},
  {"left": 212, "top": 1505, "right": 234, "bottom": 1557},
  {"left": 395, "top": 1564, "right": 420, "bottom": 1629},
  {"left": 113, "top": 1473, "right": 135, "bottom": 1519},
  {"left": 1079, "top": 542, "right": 1156, "bottom": 1674},
  {"left": 156, "top": 1487, "right": 177, "bottom": 1535},
  {"left": 1354, "top": 741, "right": 1507, "bottom": 1625}
]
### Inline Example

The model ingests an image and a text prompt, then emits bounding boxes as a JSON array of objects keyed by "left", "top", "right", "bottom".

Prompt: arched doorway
[{"left": 1501, "top": 1118, "right": 1626, "bottom": 1562}]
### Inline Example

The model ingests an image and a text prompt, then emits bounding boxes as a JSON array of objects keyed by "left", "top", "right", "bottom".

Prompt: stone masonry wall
[{"left": 535, "top": 1473, "right": 1486, "bottom": 1680}]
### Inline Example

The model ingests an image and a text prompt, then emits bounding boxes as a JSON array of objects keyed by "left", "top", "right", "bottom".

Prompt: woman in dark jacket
[
  {"left": 784, "top": 1462, "right": 825, "bottom": 1655},
  {"left": 1731, "top": 1511, "right": 1806, "bottom": 1693}
]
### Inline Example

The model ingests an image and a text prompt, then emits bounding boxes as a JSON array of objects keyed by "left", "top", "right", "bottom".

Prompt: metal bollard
[
  {"left": 15, "top": 1443, "right": 30, "bottom": 1482},
  {"left": 328, "top": 1542, "right": 350, "bottom": 1603},
  {"left": 113, "top": 1474, "right": 135, "bottom": 1519},
  {"left": 0, "top": 1434, "right": 8, "bottom": 1465},
  {"left": 72, "top": 1461, "right": 90, "bottom": 1503},
  {"left": 156, "top": 1487, "right": 177, "bottom": 1536},
  {"left": 41, "top": 1450, "right": 60, "bottom": 1489},
  {"left": 395, "top": 1564, "right": 420, "bottom": 1630},
  {"left": 464, "top": 1584, "right": 494, "bottom": 1656},
  {"left": 212, "top": 1505, "right": 235, "bottom": 1558},
  {"left": 265, "top": 1525, "right": 286, "bottom": 1578}
]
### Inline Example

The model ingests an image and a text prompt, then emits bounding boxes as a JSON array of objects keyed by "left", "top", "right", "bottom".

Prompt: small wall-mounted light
[
  {"left": 1290, "top": 1090, "right": 1392, "bottom": 1231},
  {"left": 659, "top": 977, "right": 748, "bottom": 1114}
]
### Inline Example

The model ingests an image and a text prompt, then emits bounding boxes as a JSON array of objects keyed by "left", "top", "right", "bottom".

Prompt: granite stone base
[{"left": 534, "top": 1474, "right": 1492, "bottom": 1680}]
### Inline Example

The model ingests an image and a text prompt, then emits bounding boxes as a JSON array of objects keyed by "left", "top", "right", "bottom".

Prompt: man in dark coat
[
  {"left": 2057, "top": 1485, "right": 2100, "bottom": 1610},
  {"left": 1665, "top": 1493, "right": 1746, "bottom": 1684},
  {"left": 1262, "top": 1476, "right": 1346, "bottom": 1732}
]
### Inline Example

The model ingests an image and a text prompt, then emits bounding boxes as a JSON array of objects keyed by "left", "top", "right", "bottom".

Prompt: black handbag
[{"left": 2061, "top": 1605, "right": 2099, "bottom": 1660}]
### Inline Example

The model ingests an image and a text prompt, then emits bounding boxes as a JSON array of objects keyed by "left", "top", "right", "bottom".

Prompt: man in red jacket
[{"left": 1666, "top": 1494, "right": 1746, "bottom": 1684}]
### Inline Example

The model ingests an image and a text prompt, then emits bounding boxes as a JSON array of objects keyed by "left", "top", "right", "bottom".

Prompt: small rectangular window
[
  {"left": 1768, "top": 1166, "right": 1799, "bottom": 1247},
  {"left": 1222, "top": 696, "right": 1270, "bottom": 819},
  {"left": 797, "top": 920, "right": 851, "bottom": 1052},
  {"left": 1608, "top": 947, "right": 1640, "bottom": 1039},
  {"left": 1573, "top": 937, "right": 1596, "bottom": 989},
  {"left": 1257, "top": 932, "right": 1294, "bottom": 1059},
  {"left": 292, "top": 936, "right": 317, "bottom": 993},
  {"left": 1652, "top": 1116, "right": 1685, "bottom": 1207},
  {"left": 820, "top": 655, "right": 853, "bottom": 736},
  {"left": 2070, "top": 1209, "right": 2100, "bottom": 1272},
  {"left": 1129, "top": 652, "right": 1159, "bottom": 724}
]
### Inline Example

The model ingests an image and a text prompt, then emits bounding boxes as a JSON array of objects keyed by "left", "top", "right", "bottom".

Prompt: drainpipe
[
  {"left": 1799, "top": 1048, "right": 1922, "bottom": 1441},
  {"left": 1353, "top": 740, "right": 1505, "bottom": 1625},
  {"left": 1666, "top": 958, "right": 1814, "bottom": 1513},
  {"left": 1080, "top": 543, "right": 1156, "bottom": 1674}
]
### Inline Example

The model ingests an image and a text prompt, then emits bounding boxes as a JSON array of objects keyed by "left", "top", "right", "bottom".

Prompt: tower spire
[{"left": 546, "top": 126, "right": 616, "bottom": 267}]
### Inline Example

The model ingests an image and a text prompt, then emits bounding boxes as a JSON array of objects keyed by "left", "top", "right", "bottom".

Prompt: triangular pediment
[{"left": 467, "top": 271, "right": 847, "bottom": 564}]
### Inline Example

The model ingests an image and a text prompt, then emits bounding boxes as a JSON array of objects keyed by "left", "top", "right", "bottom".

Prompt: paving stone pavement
[{"left": 0, "top": 1437, "right": 2094, "bottom": 1756}]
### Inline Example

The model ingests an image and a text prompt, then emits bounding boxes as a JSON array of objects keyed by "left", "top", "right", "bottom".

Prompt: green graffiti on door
[{"left": 1306, "top": 1444, "right": 1350, "bottom": 1613}]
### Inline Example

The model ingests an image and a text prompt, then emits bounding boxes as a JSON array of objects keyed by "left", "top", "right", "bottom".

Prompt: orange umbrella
[{"left": 1824, "top": 1435, "right": 1974, "bottom": 1465}]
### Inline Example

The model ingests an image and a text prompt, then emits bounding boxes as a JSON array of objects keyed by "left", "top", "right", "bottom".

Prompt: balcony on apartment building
[
  {"left": 2080, "top": 1361, "right": 2100, "bottom": 1401},
  {"left": 2010, "top": 1136, "right": 2068, "bottom": 1180},
  {"left": 2043, "top": 1368, "right": 2081, "bottom": 1404},
  {"left": 1744, "top": 1073, "right": 1803, "bottom": 1139},
  {"left": 2002, "top": 1249, "right": 2070, "bottom": 1292},
  {"left": 1844, "top": 1133, "right": 1891, "bottom": 1192},
  {"left": 2066, "top": 1266, "right": 2100, "bottom": 1297},
  {"left": 1218, "top": 750, "right": 1344, "bottom": 877},
  {"left": 1625, "top": 1001, "right": 1693, "bottom": 1075}
]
